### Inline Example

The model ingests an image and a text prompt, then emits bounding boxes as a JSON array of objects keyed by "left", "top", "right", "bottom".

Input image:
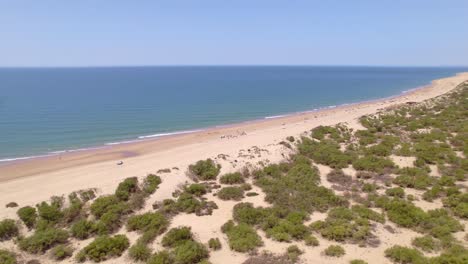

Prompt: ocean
[{"left": 0, "top": 66, "right": 466, "bottom": 161}]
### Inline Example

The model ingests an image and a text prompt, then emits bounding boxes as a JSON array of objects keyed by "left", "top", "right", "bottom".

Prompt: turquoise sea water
[{"left": 0, "top": 66, "right": 467, "bottom": 161}]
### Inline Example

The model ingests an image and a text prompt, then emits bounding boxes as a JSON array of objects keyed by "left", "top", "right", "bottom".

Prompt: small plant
[
  {"left": 323, "top": 245, "right": 345, "bottom": 257},
  {"left": 386, "top": 187, "right": 405, "bottom": 198},
  {"left": 115, "top": 177, "right": 139, "bottom": 201},
  {"left": 162, "top": 226, "right": 193, "bottom": 248},
  {"left": 304, "top": 234, "right": 319, "bottom": 246},
  {"left": 172, "top": 240, "right": 209, "bottom": 264},
  {"left": 143, "top": 174, "right": 162, "bottom": 194},
  {"left": 412, "top": 235, "right": 440, "bottom": 252},
  {"left": 0, "top": 219, "right": 19, "bottom": 241},
  {"left": 220, "top": 172, "right": 245, "bottom": 184},
  {"left": 0, "top": 249, "right": 16, "bottom": 264},
  {"left": 286, "top": 245, "right": 303, "bottom": 262},
  {"left": 217, "top": 186, "right": 244, "bottom": 201},
  {"left": 184, "top": 184, "right": 208, "bottom": 196},
  {"left": 350, "top": 260, "right": 368, "bottom": 264},
  {"left": 127, "top": 212, "right": 169, "bottom": 235},
  {"left": 384, "top": 245, "right": 426, "bottom": 264},
  {"left": 208, "top": 237, "right": 222, "bottom": 250},
  {"left": 71, "top": 219, "right": 96, "bottom": 239},
  {"left": 147, "top": 250, "right": 173, "bottom": 264},
  {"left": 50, "top": 244, "right": 73, "bottom": 260},
  {"left": 76, "top": 235, "right": 129, "bottom": 262},
  {"left": 246, "top": 192, "right": 259, "bottom": 197},
  {"left": 286, "top": 136, "right": 295, "bottom": 142},
  {"left": 128, "top": 242, "right": 151, "bottom": 261},
  {"left": 188, "top": 159, "right": 221, "bottom": 181},
  {"left": 6, "top": 202, "right": 18, "bottom": 208},
  {"left": 17, "top": 206, "right": 37, "bottom": 229},
  {"left": 221, "top": 221, "right": 263, "bottom": 252},
  {"left": 18, "top": 228, "right": 69, "bottom": 254}
]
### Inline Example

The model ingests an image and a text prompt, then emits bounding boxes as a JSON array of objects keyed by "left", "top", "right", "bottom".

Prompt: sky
[{"left": 1, "top": 0, "right": 467, "bottom": 67}]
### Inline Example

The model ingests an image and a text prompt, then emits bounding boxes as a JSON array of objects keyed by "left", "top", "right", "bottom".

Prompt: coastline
[{"left": 0, "top": 72, "right": 467, "bottom": 185}]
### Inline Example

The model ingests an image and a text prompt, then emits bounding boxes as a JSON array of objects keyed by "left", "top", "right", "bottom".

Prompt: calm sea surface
[{"left": 1, "top": 66, "right": 467, "bottom": 161}]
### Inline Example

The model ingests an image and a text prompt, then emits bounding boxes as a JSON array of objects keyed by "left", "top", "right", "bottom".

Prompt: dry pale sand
[{"left": 1, "top": 72, "right": 468, "bottom": 264}]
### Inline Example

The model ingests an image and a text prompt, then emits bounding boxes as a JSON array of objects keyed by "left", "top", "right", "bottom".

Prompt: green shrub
[
  {"left": 233, "top": 203, "right": 264, "bottom": 225},
  {"left": 0, "top": 249, "right": 16, "bottom": 264},
  {"left": 71, "top": 219, "right": 96, "bottom": 239},
  {"left": 128, "top": 242, "right": 151, "bottom": 261},
  {"left": 246, "top": 192, "right": 259, "bottom": 197},
  {"left": 217, "top": 186, "right": 244, "bottom": 201},
  {"left": 16, "top": 206, "right": 37, "bottom": 229},
  {"left": 143, "top": 174, "right": 162, "bottom": 194},
  {"left": 0, "top": 219, "right": 19, "bottom": 241},
  {"left": 304, "top": 234, "right": 319, "bottom": 246},
  {"left": 115, "top": 177, "right": 139, "bottom": 201},
  {"left": 221, "top": 221, "right": 263, "bottom": 252},
  {"left": 326, "top": 169, "right": 352, "bottom": 185},
  {"left": 90, "top": 195, "right": 121, "bottom": 218},
  {"left": 384, "top": 245, "right": 426, "bottom": 264},
  {"left": 393, "top": 167, "right": 433, "bottom": 190},
  {"left": 323, "top": 245, "right": 345, "bottom": 257},
  {"left": 162, "top": 226, "right": 193, "bottom": 248},
  {"left": 412, "top": 235, "right": 440, "bottom": 252},
  {"left": 18, "top": 228, "right": 69, "bottom": 254},
  {"left": 298, "top": 138, "right": 353, "bottom": 169},
  {"left": 286, "top": 136, "right": 295, "bottom": 142},
  {"left": 383, "top": 199, "right": 427, "bottom": 228},
  {"left": 350, "top": 260, "right": 368, "bottom": 264},
  {"left": 184, "top": 184, "right": 207, "bottom": 196},
  {"left": 77, "top": 235, "right": 129, "bottom": 262},
  {"left": 36, "top": 201, "right": 63, "bottom": 223},
  {"left": 50, "top": 244, "right": 73, "bottom": 260},
  {"left": 355, "top": 130, "right": 377, "bottom": 146},
  {"left": 208, "top": 237, "right": 222, "bottom": 250},
  {"left": 127, "top": 212, "right": 169, "bottom": 235},
  {"left": 147, "top": 250, "right": 173, "bottom": 264},
  {"left": 188, "top": 159, "right": 221, "bottom": 181},
  {"left": 286, "top": 245, "right": 303, "bottom": 262},
  {"left": 241, "top": 183, "right": 252, "bottom": 191},
  {"left": 353, "top": 155, "right": 394, "bottom": 173},
  {"left": 386, "top": 187, "right": 405, "bottom": 198},
  {"left": 220, "top": 172, "right": 245, "bottom": 184},
  {"left": 172, "top": 240, "right": 209, "bottom": 264}
]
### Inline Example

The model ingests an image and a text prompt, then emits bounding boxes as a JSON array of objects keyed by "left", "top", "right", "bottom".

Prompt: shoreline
[
  {"left": 0, "top": 72, "right": 467, "bottom": 185},
  {"left": 0, "top": 80, "right": 442, "bottom": 165}
]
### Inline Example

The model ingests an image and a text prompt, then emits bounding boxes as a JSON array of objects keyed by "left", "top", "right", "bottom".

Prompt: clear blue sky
[{"left": 1, "top": 0, "right": 467, "bottom": 67}]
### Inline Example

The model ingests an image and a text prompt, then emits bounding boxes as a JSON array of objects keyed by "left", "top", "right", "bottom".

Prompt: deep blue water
[{"left": 1, "top": 66, "right": 467, "bottom": 161}]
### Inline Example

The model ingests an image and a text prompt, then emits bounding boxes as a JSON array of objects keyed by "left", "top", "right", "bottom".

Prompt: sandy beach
[{"left": 1, "top": 72, "right": 467, "bottom": 264}]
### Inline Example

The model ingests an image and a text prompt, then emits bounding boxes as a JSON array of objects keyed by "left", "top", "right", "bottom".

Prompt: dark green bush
[
  {"left": 127, "top": 212, "right": 169, "bottom": 236},
  {"left": 323, "top": 245, "right": 345, "bottom": 257},
  {"left": 326, "top": 169, "right": 352, "bottom": 185},
  {"left": 355, "top": 130, "right": 377, "bottom": 146},
  {"left": 162, "top": 226, "right": 193, "bottom": 248},
  {"left": 188, "top": 159, "right": 221, "bottom": 181},
  {"left": 386, "top": 187, "right": 405, "bottom": 198},
  {"left": 233, "top": 203, "right": 264, "bottom": 225},
  {"left": 350, "top": 260, "right": 368, "bottom": 264},
  {"left": 18, "top": 228, "right": 69, "bottom": 254},
  {"left": 286, "top": 245, "right": 303, "bottom": 262},
  {"left": 0, "top": 249, "right": 16, "bottom": 264},
  {"left": 412, "top": 235, "right": 440, "bottom": 252},
  {"left": 353, "top": 155, "right": 394, "bottom": 173},
  {"left": 304, "top": 234, "right": 319, "bottom": 246},
  {"left": 0, "top": 219, "right": 19, "bottom": 241},
  {"left": 220, "top": 172, "right": 245, "bottom": 184},
  {"left": 208, "top": 237, "right": 222, "bottom": 250},
  {"left": 217, "top": 186, "right": 244, "bottom": 201},
  {"left": 143, "top": 174, "right": 162, "bottom": 194},
  {"left": 384, "top": 245, "right": 426, "bottom": 264},
  {"left": 36, "top": 201, "right": 63, "bottom": 224},
  {"left": 115, "top": 177, "right": 139, "bottom": 201},
  {"left": 298, "top": 138, "right": 353, "bottom": 169},
  {"left": 184, "top": 184, "right": 207, "bottom": 196},
  {"left": 246, "top": 192, "right": 259, "bottom": 197},
  {"left": 393, "top": 167, "right": 433, "bottom": 190},
  {"left": 147, "top": 250, "right": 173, "bottom": 264},
  {"left": 50, "top": 244, "right": 73, "bottom": 260},
  {"left": 172, "top": 240, "right": 209, "bottom": 264},
  {"left": 90, "top": 195, "right": 121, "bottom": 218},
  {"left": 77, "top": 235, "right": 129, "bottom": 262},
  {"left": 128, "top": 242, "right": 151, "bottom": 261},
  {"left": 221, "top": 221, "right": 263, "bottom": 252},
  {"left": 71, "top": 219, "right": 96, "bottom": 239},
  {"left": 286, "top": 136, "right": 295, "bottom": 142}
]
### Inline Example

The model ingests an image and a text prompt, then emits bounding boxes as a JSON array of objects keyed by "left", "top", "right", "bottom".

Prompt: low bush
[
  {"left": 217, "top": 186, "right": 244, "bottom": 201},
  {"left": 127, "top": 212, "right": 169, "bottom": 236},
  {"left": 286, "top": 136, "right": 295, "bottom": 142},
  {"left": 143, "top": 174, "right": 162, "bottom": 194},
  {"left": 393, "top": 167, "right": 433, "bottom": 190},
  {"left": 115, "top": 177, "right": 139, "bottom": 201},
  {"left": 208, "top": 237, "right": 222, "bottom": 250},
  {"left": 188, "top": 159, "right": 221, "bottom": 181},
  {"left": 386, "top": 187, "right": 405, "bottom": 198},
  {"left": 184, "top": 184, "right": 208, "bottom": 196},
  {"left": 241, "top": 183, "right": 252, "bottom": 191},
  {"left": 323, "top": 245, "right": 345, "bottom": 257},
  {"left": 326, "top": 169, "right": 352, "bottom": 185},
  {"left": 71, "top": 219, "right": 96, "bottom": 240},
  {"left": 221, "top": 221, "right": 263, "bottom": 252},
  {"left": 304, "top": 235, "right": 319, "bottom": 246},
  {"left": 18, "top": 228, "right": 69, "bottom": 254},
  {"left": 172, "top": 240, "right": 209, "bottom": 264},
  {"left": 352, "top": 155, "right": 394, "bottom": 173},
  {"left": 412, "top": 235, "right": 440, "bottom": 252},
  {"left": 50, "top": 244, "right": 73, "bottom": 260},
  {"left": 0, "top": 219, "right": 19, "bottom": 241},
  {"left": 147, "top": 250, "right": 173, "bottom": 264},
  {"left": 162, "top": 226, "right": 193, "bottom": 248},
  {"left": 6, "top": 202, "right": 18, "bottom": 208},
  {"left": 298, "top": 138, "right": 353, "bottom": 169},
  {"left": 286, "top": 245, "right": 303, "bottom": 262},
  {"left": 128, "top": 242, "right": 151, "bottom": 262},
  {"left": 246, "top": 192, "right": 259, "bottom": 197},
  {"left": 220, "top": 172, "right": 245, "bottom": 184},
  {"left": 350, "top": 260, "right": 368, "bottom": 264},
  {"left": 36, "top": 201, "right": 63, "bottom": 224},
  {"left": 90, "top": 195, "right": 121, "bottom": 218},
  {"left": 384, "top": 245, "right": 426, "bottom": 264},
  {"left": 77, "top": 235, "right": 129, "bottom": 262},
  {"left": 0, "top": 249, "right": 16, "bottom": 264}
]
